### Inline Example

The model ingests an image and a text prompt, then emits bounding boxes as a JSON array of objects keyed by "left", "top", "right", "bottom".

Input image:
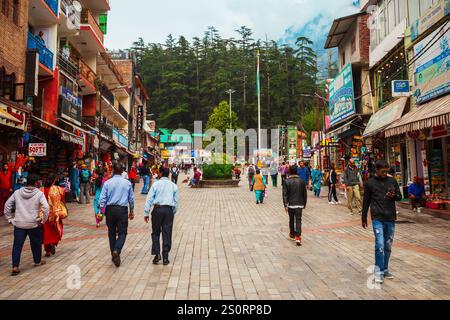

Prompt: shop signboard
[
  {"left": 413, "top": 22, "right": 450, "bottom": 104},
  {"left": 287, "top": 126, "right": 298, "bottom": 161},
  {"left": 137, "top": 106, "right": 143, "bottom": 131},
  {"left": 405, "top": 0, "right": 448, "bottom": 49},
  {"left": 0, "top": 102, "right": 26, "bottom": 131},
  {"left": 161, "top": 150, "right": 170, "bottom": 159},
  {"left": 29, "top": 143, "right": 47, "bottom": 157},
  {"left": 392, "top": 80, "right": 410, "bottom": 97},
  {"left": 60, "top": 87, "right": 82, "bottom": 125},
  {"left": 328, "top": 63, "right": 356, "bottom": 127},
  {"left": 61, "top": 132, "right": 84, "bottom": 146}
]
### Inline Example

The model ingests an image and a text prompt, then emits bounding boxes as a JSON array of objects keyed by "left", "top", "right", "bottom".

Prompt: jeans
[
  {"left": 288, "top": 208, "right": 303, "bottom": 237},
  {"left": 271, "top": 174, "right": 278, "bottom": 187},
  {"left": 141, "top": 175, "right": 150, "bottom": 194},
  {"left": 105, "top": 206, "right": 129, "bottom": 255},
  {"left": 151, "top": 206, "right": 175, "bottom": 260},
  {"left": 372, "top": 220, "right": 396, "bottom": 276},
  {"left": 12, "top": 227, "right": 42, "bottom": 268},
  {"left": 80, "top": 182, "right": 91, "bottom": 204},
  {"left": 328, "top": 185, "right": 338, "bottom": 202}
]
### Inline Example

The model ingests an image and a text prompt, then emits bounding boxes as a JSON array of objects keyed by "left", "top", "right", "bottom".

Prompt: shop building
[
  {"left": 324, "top": 11, "right": 373, "bottom": 173},
  {"left": 0, "top": 0, "right": 31, "bottom": 166}
]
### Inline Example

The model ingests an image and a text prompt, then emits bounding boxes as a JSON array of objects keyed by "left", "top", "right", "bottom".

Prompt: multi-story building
[
  {"left": 324, "top": 10, "right": 372, "bottom": 171},
  {"left": 0, "top": 0, "right": 30, "bottom": 165}
]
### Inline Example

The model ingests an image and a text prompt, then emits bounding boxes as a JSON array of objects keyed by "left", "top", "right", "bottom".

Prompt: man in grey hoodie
[{"left": 4, "top": 174, "right": 49, "bottom": 276}]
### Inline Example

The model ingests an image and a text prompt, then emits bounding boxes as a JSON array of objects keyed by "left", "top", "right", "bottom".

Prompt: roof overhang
[{"left": 324, "top": 13, "right": 362, "bottom": 49}]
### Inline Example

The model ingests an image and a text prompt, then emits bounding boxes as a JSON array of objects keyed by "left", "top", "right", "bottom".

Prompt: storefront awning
[
  {"left": 385, "top": 94, "right": 450, "bottom": 137},
  {"left": 363, "top": 97, "right": 408, "bottom": 138},
  {"left": 31, "top": 116, "right": 85, "bottom": 143},
  {"left": 59, "top": 118, "right": 96, "bottom": 136}
]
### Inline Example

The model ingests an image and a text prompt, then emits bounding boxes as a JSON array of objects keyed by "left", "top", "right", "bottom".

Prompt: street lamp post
[{"left": 225, "top": 89, "right": 235, "bottom": 129}]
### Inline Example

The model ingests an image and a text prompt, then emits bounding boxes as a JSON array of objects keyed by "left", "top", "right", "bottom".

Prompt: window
[
  {"left": 2, "top": 0, "right": 9, "bottom": 16},
  {"left": 12, "top": 0, "right": 19, "bottom": 25}
]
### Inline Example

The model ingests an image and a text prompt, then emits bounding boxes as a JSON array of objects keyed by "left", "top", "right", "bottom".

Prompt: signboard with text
[
  {"left": 60, "top": 87, "right": 82, "bottom": 125},
  {"left": 392, "top": 80, "right": 411, "bottom": 97},
  {"left": 29, "top": 143, "right": 47, "bottom": 157},
  {"left": 413, "top": 22, "right": 450, "bottom": 104},
  {"left": 328, "top": 63, "right": 356, "bottom": 127}
]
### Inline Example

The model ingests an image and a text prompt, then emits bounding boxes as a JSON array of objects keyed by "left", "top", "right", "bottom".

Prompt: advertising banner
[
  {"left": 414, "top": 22, "right": 450, "bottom": 104},
  {"left": 392, "top": 80, "right": 411, "bottom": 97},
  {"left": 60, "top": 87, "right": 82, "bottom": 125},
  {"left": 328, "top": 63, "right": 356, "bottom": 127},
  {"left": 29, "top": 143, "right": 47, "bottom": 157}
]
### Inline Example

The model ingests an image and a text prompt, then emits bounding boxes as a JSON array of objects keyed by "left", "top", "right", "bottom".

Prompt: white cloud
[{"left": 105, "top": 0, "right": 358, "bottom": 49}]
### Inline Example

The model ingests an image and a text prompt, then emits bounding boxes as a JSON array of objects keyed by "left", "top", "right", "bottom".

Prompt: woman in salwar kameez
[
  {"left": 41, "top": 174, "right": 65, "bottom": 257},
  {"left": 311, "top": 165, "right": 324, "bottom": 197},
  {"left": 252, "top": 169, "right": 267, "bottom": 204}
]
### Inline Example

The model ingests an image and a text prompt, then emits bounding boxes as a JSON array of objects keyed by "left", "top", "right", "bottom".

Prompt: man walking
[
  {"left": 98, "top": 163, "right": 135, "bottom": 267},
  {"left": 283, "top": 165, "right": 307, "bottom": 246},
  {"left": 3, "top": 174, "right": 49, "bottom": 276},
  {"left": 344, "top": 159, "right": 362, "bottom": 215},
  {"left": 297, "top": 161, "right": 310, "bottom": 188},
  {"left": 140, "top": 162, "right": 151, "bottom": 195},
  {"left": 144, "top": 167, "right": 179, "bottom": 266},
  {"left": 170, "top": 163, "right": 180, "bottom": 184},
  {"left": 362, "top": 160, "right": 402, "bottom": 284}
]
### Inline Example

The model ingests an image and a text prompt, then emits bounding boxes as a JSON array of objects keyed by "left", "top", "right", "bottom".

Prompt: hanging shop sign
[
  {"left": 328, "top": 63, "right": 356, "bottom": 127},
  {"left": 137, "top": 106, "right": 143, "bottom": 131},
  {"left": 61, "top": 132, "right": 84, "bottom": 146},
  {"left": 60, "top": 87, "right": 82, "bottom": 125},
  {"left": 287, "top": 126, "right": 298, "bottom": 161},
  {"left": 29, "top": 143, "right": 47, "bottom": 157},
  {"left": 0, "top": 102, "right": 26, "bottom": 131},
  {"left": 161, "top": 150, "right": 170, "bottom": 159},
  {"left": 392, "top": 80, "right": 411, "bottom": 97},
  {"left": 413, "top": 22, "right": 450, "bottom": 104},
  {"left": 405, "top": 0, "right": 449, "bottom": 49}
]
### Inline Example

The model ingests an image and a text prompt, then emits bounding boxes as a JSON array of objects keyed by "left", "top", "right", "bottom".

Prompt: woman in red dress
[{"left": 41, "top": 174, "right": 66, "bottom": 257}]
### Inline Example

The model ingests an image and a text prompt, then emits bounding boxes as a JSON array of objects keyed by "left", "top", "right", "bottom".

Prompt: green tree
[{"left": 206, "top": 101, "right": 238, "bottom": 133}]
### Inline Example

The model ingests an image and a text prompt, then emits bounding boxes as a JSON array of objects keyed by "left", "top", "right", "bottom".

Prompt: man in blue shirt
[
  {"left": 297, "top": 161, "right": 310, "bottom": 187},
  {"left": 408, "top": 176, "right": 426, "bottom": 211},
  {"left": 144, "top": 167, "right": 179, "bottom": 266},
  {"left": 98, "top": 162, "right": 135, "bottom": 267}
]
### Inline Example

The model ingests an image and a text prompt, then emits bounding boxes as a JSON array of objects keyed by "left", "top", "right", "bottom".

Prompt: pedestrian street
[{"left": 0, "top": 176, "right": 449, "bottom": 300}]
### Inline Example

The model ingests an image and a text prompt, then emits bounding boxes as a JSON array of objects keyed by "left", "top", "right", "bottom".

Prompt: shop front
[{"left": 386, "top": 94, "right": 450, "bottom": 210}]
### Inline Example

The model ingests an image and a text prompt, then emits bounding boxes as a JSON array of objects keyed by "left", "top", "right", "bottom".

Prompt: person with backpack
[
  {"left": 170, "top": 164, "right": 180, "bottom": 184},
  {"left": 247, "top": 164, "right": 256, "bottom": 191},
  {"left": 79, "top": 164, "right": 91, "bottom": 204}
]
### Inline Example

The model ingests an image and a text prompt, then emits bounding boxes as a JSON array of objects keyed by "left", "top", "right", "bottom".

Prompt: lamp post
[{"left": 225, "top": 89, "right": 235, "bottom": 129}]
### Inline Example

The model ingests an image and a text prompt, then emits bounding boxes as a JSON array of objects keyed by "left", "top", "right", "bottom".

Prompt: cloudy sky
[{"left": 105, "top": 0, "right": 359, "bottom": 49}]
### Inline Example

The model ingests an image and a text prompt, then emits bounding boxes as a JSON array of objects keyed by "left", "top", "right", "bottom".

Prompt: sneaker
[
  {"left": 328, "top": 201, "right": 335, "bottom": 205},
  {"left": 384, "top": 271, "right": 394, "bottom": 279},
  {"left": 296, "top": 236, "right": 302, "bottom": 246},
  {"left": 349, "top": 211, "right": 355, "bottom": 215},
  {"left": 289, "top": 233, "right": 296, "bottom": 241},
  {"left": 375, "top": 275, "right": 384, "bottom": 284}
]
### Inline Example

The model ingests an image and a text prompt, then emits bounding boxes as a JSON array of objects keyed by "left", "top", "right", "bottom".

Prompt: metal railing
[
  {"left": 44, "top": 0, "right": 59, "bottom": 16},
  {"left": 27, "top": 32, "right": 54, "bottom": 70},
  {"left": 79, "top": 59, "right": 96, "bottom": 85},
  {"left": 57, "top": 51, "right": 79, "bottom": 79},
  {"left": 100, "top": 85, "right": 115, "bottom": 106}
]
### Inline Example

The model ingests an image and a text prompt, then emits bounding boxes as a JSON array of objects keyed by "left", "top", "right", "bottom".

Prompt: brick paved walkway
[{"left": 0, "top": 176, "right": 449, "bottom": 300}]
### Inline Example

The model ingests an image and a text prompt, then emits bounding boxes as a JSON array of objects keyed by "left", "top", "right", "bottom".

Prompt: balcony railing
[
  {"left": 100, "top": 121, "right": 113, "bottom": 139},
  {"left": 118, "top": 103, "right": 128, "bottom": 120},
  {"left": 100, "top": 85, "right": 115, "bottom": 106},
  {"left": 44, "top": 0, "right": 59, "bottom": 16},
  {"left": 79, "top": 59, "right": 96, "bottom": 86},
  {"left": 80, "top": 9, "right": 104, "bottom": 43},
  {"left": 27, "top": 32, "right": 54, "bottom": 71},
  {"left": 57, "top": 51, "right": 79, "bottom": 79}
]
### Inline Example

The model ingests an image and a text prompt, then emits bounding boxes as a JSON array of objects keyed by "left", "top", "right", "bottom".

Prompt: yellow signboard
[{"left": 161, "top": 150, "right": 170, "bottom": 159}]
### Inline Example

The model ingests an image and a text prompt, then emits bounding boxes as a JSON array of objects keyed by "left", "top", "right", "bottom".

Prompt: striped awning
[{"left": 385, "top": 94, "right": 450, "bottom": 137}]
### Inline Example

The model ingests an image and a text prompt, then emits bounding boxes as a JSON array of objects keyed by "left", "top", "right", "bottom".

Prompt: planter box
[{"left": 198, "top": 179, "right": 240, "bottom": 188}]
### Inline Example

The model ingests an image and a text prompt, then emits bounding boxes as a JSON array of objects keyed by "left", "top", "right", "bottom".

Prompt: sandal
[
  {"left": 11, "top": 268, "right": 20, "bottom": 276},
  {"left": 34, "top": 260, "right": 46, "bottom": 267}
]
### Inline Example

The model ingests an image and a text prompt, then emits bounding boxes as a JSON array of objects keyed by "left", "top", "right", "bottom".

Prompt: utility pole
[
  {"left": 256, "top": 50, "right": 261, "bottom": 155},
  {"left": 225, "top": 89, "right": 235, "bottom": 129}
]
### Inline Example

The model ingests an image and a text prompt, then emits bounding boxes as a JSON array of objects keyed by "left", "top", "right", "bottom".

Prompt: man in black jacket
[
  {"left": 283, "top": 165, "right": 307, "bottom": 246},
  {"left": 362, "top": 160, "right": 402, "bottom": 285}
]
